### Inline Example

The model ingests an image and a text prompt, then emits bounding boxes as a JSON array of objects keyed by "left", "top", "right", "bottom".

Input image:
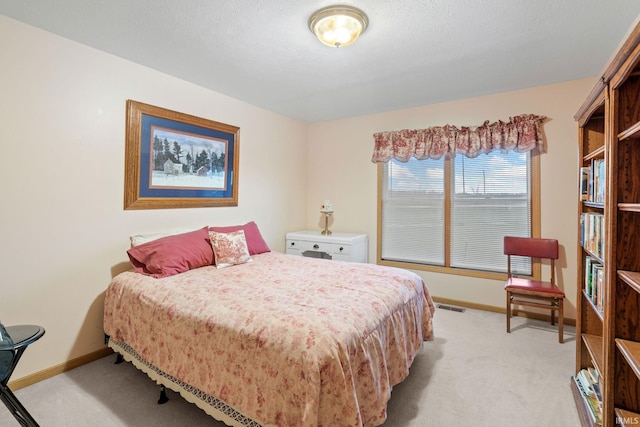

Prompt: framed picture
[{"left": 124, "top": 100, "right": 239, "bottom": 209}]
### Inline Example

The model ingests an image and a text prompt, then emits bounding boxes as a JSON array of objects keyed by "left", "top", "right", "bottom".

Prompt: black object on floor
[{"left": 0, "top": 324, "right": 45, "bottom": 427}]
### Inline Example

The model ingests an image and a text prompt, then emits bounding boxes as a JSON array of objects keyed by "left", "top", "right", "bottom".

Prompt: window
[{"left": 379, "top": 150, "right": 539, "bottom": 278}]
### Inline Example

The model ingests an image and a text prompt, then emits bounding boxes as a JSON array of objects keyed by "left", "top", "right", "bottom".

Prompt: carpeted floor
[{"left": 0, "top": 307, "right": 580, "bottom": 426}]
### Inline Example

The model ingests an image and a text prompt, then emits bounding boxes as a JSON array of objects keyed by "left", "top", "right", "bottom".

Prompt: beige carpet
[{"left": 0, "top": 307, "right": 580, "bottom": 426}]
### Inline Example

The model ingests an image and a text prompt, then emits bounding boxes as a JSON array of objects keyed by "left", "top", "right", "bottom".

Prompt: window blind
[
  {"left": 381, "top": 158, "right": 445, "bottom": 265},
  {"left": 450, "top": 151, "right": 531, "bottom": 274}
]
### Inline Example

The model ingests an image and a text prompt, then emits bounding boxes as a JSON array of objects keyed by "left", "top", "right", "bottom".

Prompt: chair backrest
[
  {"left": 504, "top": 236, "right": 558, "bottom": 259},
  {"left": 504, "top": 236, "right": 558, "bottom": 281}
]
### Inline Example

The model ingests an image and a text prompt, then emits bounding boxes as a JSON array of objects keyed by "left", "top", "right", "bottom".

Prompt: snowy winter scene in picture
[{"left": 150, "top": 127, "right": 227, "bottom": 190}]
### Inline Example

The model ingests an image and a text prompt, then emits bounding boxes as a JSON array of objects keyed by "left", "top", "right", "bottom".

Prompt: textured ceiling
[{"left": 2, "top": 1, "right": 640, "bottom": 122}]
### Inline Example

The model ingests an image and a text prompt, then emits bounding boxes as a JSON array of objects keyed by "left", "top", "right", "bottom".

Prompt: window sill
[{"left": 377, "top": 259, "right": 515, "bottom": 281}]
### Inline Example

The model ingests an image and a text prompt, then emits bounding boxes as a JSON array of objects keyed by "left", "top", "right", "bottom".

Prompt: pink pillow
[
  {"left": 209, "top": 230, "right": 252, "bottom": 268},
  {"left": 127, "top": 227, "right": 214, "bottom": 278},
  {"left": 209, "top": 221, "right": 270, "bottom": 255}
]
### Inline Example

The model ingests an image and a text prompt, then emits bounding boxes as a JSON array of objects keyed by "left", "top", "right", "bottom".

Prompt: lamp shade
[
  {"left": 308, "top": 5, "right": 368, "bottom": 48},
  {"left": 321, "top": 200, "right": 334, "bottom": 213}
]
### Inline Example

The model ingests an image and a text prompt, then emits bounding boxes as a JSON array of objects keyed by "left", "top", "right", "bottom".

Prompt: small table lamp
[{"left": 320, "top": 200, "right": 334, "bottom": 235}]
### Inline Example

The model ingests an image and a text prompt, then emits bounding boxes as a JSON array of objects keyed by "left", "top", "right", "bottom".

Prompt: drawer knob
[
  {"left": 339, "top": 246, "right": 344, "bottom": 251},
  {"left": 290, "top": 242, "right": 295, "bottom": 246},
  {"left": 313, "top": 244, "right": 319, "bottom": 249}
]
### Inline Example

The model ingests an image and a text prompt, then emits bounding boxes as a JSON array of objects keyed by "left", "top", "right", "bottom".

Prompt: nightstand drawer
[
  {"left": 286, "top": 239, "right": 301, "bottom": 255},
  {"left": 299, "top": 240, "right": 350, "bottom": 256}
]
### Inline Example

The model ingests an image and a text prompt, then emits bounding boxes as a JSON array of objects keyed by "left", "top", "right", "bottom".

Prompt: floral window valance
[{"left": 371, "top": 114, "right": 547, "bottom": 163}]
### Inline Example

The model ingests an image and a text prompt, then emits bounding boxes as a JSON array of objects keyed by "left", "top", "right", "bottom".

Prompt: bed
[{"left": 103, "top": 225, "right": 435, "bottom": 427}]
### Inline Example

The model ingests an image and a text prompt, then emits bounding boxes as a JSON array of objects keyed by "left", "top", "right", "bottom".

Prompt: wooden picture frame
[{"left": 124, "top": 100, "right": 239, "bottom": 209}]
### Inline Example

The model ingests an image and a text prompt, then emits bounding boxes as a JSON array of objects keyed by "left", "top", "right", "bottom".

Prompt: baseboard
[
  {"left": 431, "top": 296, "right": 577, "bottom": 327},
  {"left": 8, "top": 346, "right": 113, "bottom": 391}
]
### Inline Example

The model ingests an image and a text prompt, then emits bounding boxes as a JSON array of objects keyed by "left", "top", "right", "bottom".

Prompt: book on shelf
[
  {"left": 595, "top": 266, "right": 605, "bottom": 312},
  {"left": 595, "top": 158, "right": 605, "bottom": 203},
  {"left": 584, "top": 256, "right": 604, "bottom": 314},
  {"left": 585, "top": 256, "right": 595, "bottom": 297},
  {"left": 586, "top": 367, "right": 599, "bottom": 385},
  {"left": 583, "top": 158, "right": 605, "bottom": 204},
  {"left": 580, "top": 212, "right": 605, "bottom": 261},
  {"left": 573, "top": 368, "right": 603, "bottom": 425},
  {"left": 580, "top": 167, "right": 590, "bottom": 201}
]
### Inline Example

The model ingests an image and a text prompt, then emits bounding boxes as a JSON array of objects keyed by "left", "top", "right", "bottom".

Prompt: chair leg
[
  {"left": 0, "top": 383, "right": 40, "bottom": 427},
  {"left": 506, "top": 291, "right": 511, "bottom": 333},
  {"left": 558, "top": 299, "right": 564, "bottom": 344}
]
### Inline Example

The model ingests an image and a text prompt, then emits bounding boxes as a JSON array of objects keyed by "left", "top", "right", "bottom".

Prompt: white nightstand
[{"left": 285, "top": 230, "right": 368, "bottom": 263}]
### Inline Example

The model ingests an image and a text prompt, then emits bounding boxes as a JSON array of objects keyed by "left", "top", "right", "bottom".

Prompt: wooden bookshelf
[
  {"left": 573, "top": 21, "right": 640, "bottom": 427},
  {"left": 575, "top": 90, "right": 607, "bottom": 425}
]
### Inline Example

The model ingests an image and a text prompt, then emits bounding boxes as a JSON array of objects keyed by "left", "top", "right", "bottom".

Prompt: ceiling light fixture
[{"left": 308, "top": 5, "right": 368, "bottom": 48}]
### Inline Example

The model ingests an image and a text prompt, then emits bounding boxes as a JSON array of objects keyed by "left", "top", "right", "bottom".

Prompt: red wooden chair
[{"left": 504, "top": 236, "right": 564, "bottom": 343}]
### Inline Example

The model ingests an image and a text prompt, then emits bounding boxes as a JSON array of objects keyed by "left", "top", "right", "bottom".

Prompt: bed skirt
[{"left": 108, "top": 339, "right": 269, "bottom": 427}]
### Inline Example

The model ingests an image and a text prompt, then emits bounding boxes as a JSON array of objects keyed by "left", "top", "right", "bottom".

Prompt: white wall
[
  {"left": 306, "top": 78, "right": 597, "bottom": 321},
  {"left": 0, "top": 16, "right": 308, "bottom": 379}
]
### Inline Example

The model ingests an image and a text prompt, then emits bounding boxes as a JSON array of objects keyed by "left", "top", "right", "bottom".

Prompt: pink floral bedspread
[{"left": 104, "top": 252, "right": 435, "bottom": 427}]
